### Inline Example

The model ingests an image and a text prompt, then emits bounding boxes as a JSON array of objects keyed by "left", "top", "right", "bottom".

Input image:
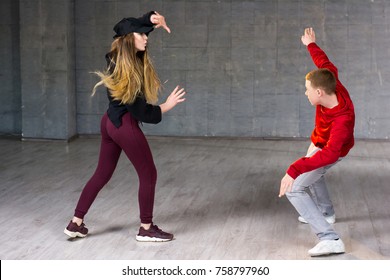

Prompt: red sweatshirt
[{"left": 287, "top": 43, "right": 355, "bottom": 179}]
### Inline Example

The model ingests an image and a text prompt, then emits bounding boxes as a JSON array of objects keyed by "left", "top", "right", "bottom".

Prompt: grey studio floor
[{"left": 0, "top": 136, "right": 389, "bottom": 260}]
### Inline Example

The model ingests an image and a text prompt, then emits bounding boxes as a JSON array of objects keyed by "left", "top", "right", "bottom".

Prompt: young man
[{"left": 279, "top": 28, "right": 355, "bottom": 257}]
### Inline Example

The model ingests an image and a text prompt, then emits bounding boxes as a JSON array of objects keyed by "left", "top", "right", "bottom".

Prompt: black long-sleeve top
[
  {"left": 105, "top": 11, "right": 162, "bottom": 128},
  {"left": 107, "top": 92, "right": 162, "bottom": 127}
]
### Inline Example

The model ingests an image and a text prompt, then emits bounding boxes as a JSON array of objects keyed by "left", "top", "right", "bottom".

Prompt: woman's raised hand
[
  {"left": 160, "top": 86, "right": 186, "bottom": 113},
  {"left": 151, "top": 11, "right": 171, "bottom": 33}
]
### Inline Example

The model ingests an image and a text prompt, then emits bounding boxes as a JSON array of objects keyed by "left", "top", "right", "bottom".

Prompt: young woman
[{"left": 64, "top": 11, "right": 185, "bottom": 242}]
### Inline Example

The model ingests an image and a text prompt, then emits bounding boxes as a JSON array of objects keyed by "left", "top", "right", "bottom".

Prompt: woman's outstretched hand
[
  {"left": 151, "top": 11, "right": 171, "bottom": 33},
  {"left": 160, "top": 86, "right": 186, "bottom": 113}
]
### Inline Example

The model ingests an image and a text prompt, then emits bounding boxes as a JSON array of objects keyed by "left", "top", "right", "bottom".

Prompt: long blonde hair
[{"left": 92, "top": 33, "right": 161, "bottom": 104}]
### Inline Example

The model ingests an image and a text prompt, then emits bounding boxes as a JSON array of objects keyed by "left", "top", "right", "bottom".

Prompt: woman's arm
[
  {"left": 150, "top": 11, "right": 171, "bottom": 33},
  {"left": 125, "top": 86, "right": 186, "bottom": 123},
  {"left": 159, "top": 86, "right": 186, "bottom": 114}
]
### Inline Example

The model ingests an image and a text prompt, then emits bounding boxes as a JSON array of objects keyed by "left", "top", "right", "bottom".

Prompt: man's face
[{"left": 305, "top": 80, "right": 320, "bottom": 106}]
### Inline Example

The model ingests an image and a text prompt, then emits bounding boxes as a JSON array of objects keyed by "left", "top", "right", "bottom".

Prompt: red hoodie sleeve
[
  {"left": 287, "top": 114, "right": 353, "bottom": 179},
  {"left": 307, "top": 43, "right": 338, "bottom": 79}
]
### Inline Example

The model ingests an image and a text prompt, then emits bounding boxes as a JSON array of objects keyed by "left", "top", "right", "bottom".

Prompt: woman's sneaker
[
  {"left": 136, "top": 224, "right": 174, "bottom": 242},
  {"left": 298, "top": 214, "right": 336, "bottom": 224},
  {"left": 64, "top": 221, "right": 88, "bottom": 238}
]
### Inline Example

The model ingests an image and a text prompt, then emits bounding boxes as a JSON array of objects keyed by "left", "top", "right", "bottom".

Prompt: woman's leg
[
  {"left": 73, "top": 113, "right": 122, "bottom": 219},
  {"left": 108, "top": 114, "right": 173, "bottom": 241},
  {"left": 109, "top": 113, "right": 157, "bottom": 225}
]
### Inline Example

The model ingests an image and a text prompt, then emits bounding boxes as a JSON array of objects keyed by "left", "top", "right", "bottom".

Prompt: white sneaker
[
  {"left": 298, "top": 214, "right": 335, "bottom": 224},
  {"left": 308, "top": 239, "right": 345, "bottom": 257}
]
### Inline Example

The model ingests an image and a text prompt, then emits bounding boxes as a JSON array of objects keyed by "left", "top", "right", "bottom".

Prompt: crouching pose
[{"left": 279, "top": 28, "right": 355, "bottom": 256}]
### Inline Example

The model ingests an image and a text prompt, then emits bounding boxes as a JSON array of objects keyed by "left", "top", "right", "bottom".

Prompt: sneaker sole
[
  {"left": 135, "top": 235, "right": 173, "bottom": 242},
  {"left": 309, "top": 250, "right": 345, "bottom": 257},
  {"left": 64, "top": 228, "right": 87, "bottom": 238}
]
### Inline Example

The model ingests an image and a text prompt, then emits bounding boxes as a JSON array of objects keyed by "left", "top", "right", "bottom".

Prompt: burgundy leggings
[{"left": 74, "top": 112, "right": 157, "bottom": 224}]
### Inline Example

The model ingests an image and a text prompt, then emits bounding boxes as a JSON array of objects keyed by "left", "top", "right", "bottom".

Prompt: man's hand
[
  {"left": 279, "top": 173, "right": 295, "bottom": 197},
  {"left": 301, "top": 27, "right": 316, "bottom": 46}
]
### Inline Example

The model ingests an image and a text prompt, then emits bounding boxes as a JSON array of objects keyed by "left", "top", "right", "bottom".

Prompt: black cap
[{"left": 113, "top": 17, "right": 154, "bottom": 38}]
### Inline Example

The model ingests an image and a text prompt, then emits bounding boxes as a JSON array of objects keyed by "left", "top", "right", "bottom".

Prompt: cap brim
[
  {"left": 134, "top": 26, "right": 154, "bottom": 34},
  {"left": 113, "top": 26, "right": 154, "bottom": 38}
]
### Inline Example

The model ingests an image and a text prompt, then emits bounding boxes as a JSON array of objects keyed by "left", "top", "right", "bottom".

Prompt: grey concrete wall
[
  {"left": 0, "top": 0, "right": 21, "bottom": 135},
  {"left": 76, "top": 0, "right": 390, "bottom": 139},
  {"left": 19, "top": 0, "right": 76, "bottom": 140},
  {"left": 1, "top": 0, "right": 390, "bottom": 139}
]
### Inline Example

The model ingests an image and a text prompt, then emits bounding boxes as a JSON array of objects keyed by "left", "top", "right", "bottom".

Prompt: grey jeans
[{"left": 286, "top": 148, "right": 341, "bottom": 240}]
